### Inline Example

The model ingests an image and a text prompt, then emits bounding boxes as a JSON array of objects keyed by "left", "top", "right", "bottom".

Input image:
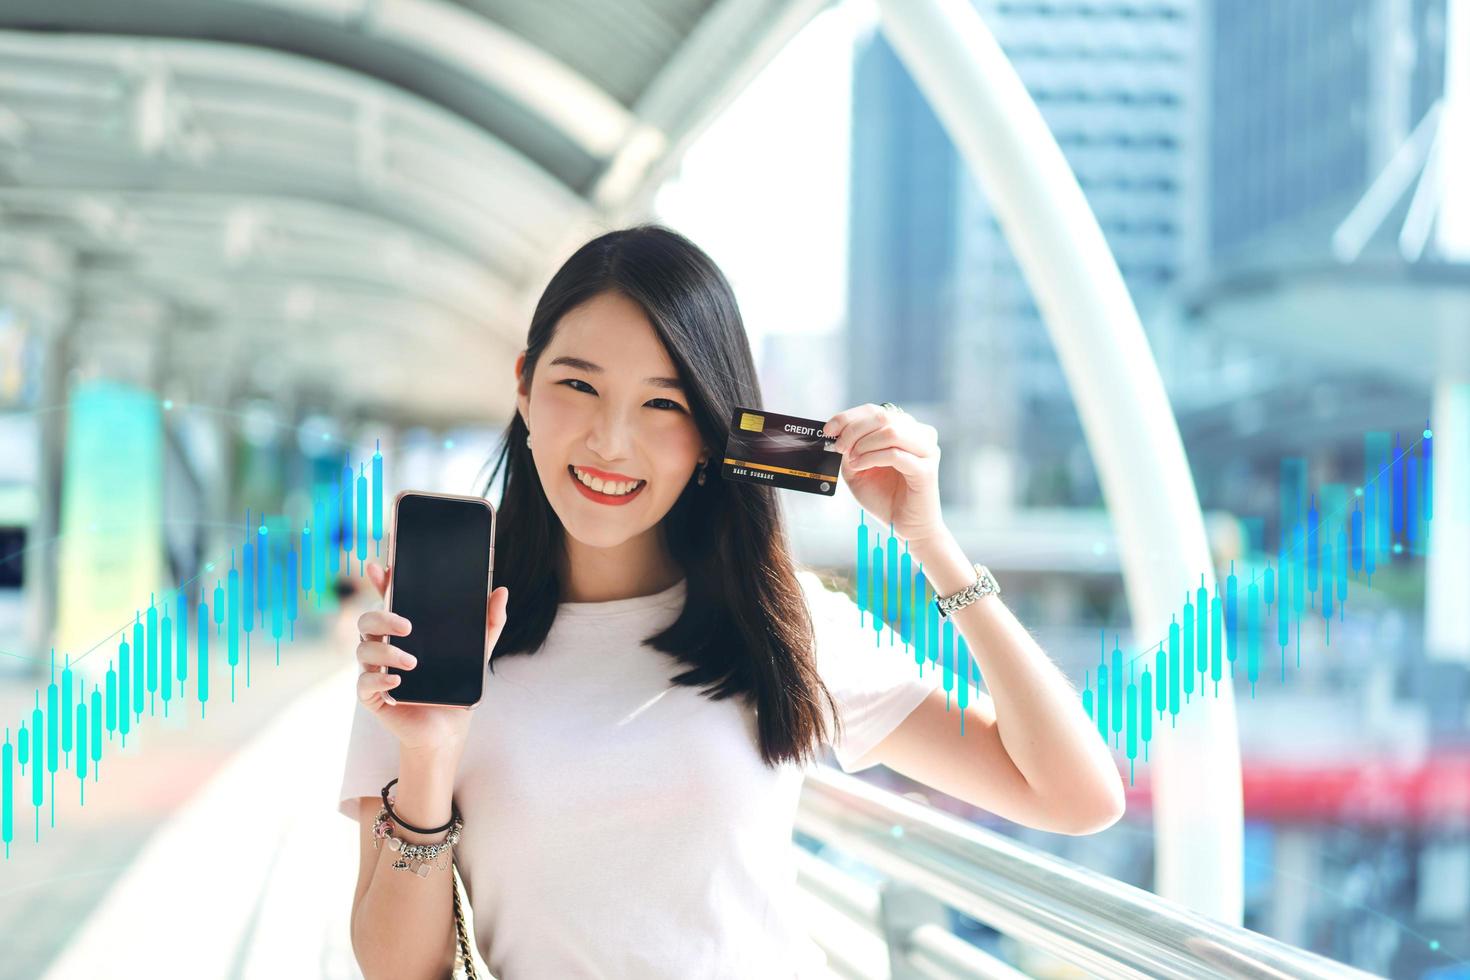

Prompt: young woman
[{"left": 339, "top": 224, "right": 1123, "bottom": 979}]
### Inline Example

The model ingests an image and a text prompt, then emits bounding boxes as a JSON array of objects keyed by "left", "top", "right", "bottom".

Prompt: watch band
[{"left": 933, "top": 562, "right": 1001, "bottom": 618}]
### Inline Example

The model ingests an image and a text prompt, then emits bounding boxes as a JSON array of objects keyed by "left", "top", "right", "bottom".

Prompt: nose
[{"left": 584, "top": 403, "right": 637, "bottom": 464}]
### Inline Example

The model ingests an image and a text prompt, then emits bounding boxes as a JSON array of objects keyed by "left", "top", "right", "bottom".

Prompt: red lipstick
[{"left": 567, "top": 465, "right": 647, "bottom": 506}]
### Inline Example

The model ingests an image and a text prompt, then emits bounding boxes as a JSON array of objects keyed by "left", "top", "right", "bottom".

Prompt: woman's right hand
[{"left": 355, "top": 560, "right": 509, "bottom": 753}]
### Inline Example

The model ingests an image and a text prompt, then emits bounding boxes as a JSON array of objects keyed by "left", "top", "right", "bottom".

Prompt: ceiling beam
[{"left": 361, "top": 0, "right": 637, "bottom": 159}]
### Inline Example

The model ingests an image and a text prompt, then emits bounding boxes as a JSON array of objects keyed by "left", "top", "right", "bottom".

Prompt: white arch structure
[{"left": 875, "top": 0, "right": 1245, "bottom": 924}]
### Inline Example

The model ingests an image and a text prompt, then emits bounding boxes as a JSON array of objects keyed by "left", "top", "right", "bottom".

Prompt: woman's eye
[{"left": 559, "top": 380, "right": 683, "bottom": 412}]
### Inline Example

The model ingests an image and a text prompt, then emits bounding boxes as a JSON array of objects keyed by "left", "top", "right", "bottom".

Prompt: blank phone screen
[{"left": 386, "top": 493, "right": 494, "bottom": 706}]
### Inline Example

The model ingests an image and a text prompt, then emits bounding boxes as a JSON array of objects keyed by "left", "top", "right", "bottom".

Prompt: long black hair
[{"left": 480, "top": 224, "right": 842, "bottom": 769}]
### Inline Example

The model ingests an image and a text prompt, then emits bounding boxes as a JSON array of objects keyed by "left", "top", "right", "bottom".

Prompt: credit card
[{"left": 722, "top": 406, "right": 842, "bottom": 495}]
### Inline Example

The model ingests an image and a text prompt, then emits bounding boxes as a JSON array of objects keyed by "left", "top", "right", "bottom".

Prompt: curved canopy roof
[{"left": 0, "top": 0, "right": 826, "bottom": 426}]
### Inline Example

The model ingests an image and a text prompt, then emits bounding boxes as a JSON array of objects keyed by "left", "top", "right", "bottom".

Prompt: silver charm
[{"left": 373, "top": 801, "right": 465, "bottom": 876}]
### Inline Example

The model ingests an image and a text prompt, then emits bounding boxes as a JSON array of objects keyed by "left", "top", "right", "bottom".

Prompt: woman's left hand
[{"left": 823, "top": 403, "right": 946, "bottom": 546}]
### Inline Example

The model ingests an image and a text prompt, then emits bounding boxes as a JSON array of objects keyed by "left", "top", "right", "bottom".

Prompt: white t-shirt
[{"left": 337, "top": 566, "right": 943, "bottom": 978}]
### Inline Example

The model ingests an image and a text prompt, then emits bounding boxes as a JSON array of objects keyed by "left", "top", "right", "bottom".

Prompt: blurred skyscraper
[
  {"left": 1209, "top": 0, "right": 1448, "bottom": 265},
  {"left": 1185, "top": 0, "right": 1451, "bottom": 512},
  {"left": 846, "top": 0, "right": 1197, "bottom": 514},
  {"left": 846, "top": 23, "right": 959, "bottom": 408}
]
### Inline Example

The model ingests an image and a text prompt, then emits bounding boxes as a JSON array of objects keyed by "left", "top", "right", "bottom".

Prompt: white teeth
[{"left": 572, "top": 467, "right": 643, "bottom": 496}]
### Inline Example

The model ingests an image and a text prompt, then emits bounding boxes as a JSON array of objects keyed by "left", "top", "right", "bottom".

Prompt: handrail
[{"left": 795, "top": 767, "right": 1385, "bottom": 979}]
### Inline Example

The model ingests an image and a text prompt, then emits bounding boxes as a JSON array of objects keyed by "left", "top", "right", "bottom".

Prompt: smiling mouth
[{"left": 567, "top": 464, "right": 647, "bottom": 498}]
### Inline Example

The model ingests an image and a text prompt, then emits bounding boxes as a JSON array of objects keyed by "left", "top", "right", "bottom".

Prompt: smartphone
[{"left": 383, "top": 490, "right": 496, "bottom": 707}]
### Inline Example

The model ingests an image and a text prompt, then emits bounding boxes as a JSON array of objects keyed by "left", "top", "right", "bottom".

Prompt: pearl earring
[
  {"left": 526, "top": 430, "right": 532, "bottom": 448},
  {"left": 696, "top": 461, "right": 707, "bottom": 486}
]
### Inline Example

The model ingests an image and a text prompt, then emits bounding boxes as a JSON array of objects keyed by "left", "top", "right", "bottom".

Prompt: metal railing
[{"left": 793, "top": 766, "right": 1385, "bottom": 980}]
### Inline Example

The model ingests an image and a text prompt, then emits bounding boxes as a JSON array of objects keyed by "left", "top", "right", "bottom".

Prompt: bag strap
[{"left": 451, "top": 863, "right": 479, "bottom": 980}]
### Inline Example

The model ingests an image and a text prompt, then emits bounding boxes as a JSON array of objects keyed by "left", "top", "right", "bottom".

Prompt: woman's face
[{"left": 514, "top": 290, "right": 709, "bottom": 549}]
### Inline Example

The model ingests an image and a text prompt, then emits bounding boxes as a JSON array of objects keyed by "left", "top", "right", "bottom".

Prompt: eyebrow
[{"left": 548, "top": 355, "right": 684, "bottom": 391}]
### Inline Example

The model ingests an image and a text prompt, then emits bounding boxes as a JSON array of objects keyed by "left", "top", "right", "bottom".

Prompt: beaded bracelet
[
  {"left": 374, "top": 778, "right": 464, "bottom": 877},
  {"left": 373, "top": 799, "right": 464, "bottom": 876}
]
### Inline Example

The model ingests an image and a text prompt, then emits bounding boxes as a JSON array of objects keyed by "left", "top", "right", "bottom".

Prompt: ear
[{"left": 513, "top": 350, "right": 530, "bottom": 424}]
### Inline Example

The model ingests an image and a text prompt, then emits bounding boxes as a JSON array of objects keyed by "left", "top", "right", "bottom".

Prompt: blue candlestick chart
[
  {"left": 851, "top": 421, "right": 1457, "bottom": 785},
  {"left": 0, "top": 416, "right": 1460, "bottom": 857},
  {"left": 1, "top": 439, "right": 385, "bottom": 856}
]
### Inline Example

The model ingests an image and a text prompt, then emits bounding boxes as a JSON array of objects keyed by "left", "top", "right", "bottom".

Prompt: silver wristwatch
[{"left": 934, "top": 563, "right": 1001, "bottom": 618}]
